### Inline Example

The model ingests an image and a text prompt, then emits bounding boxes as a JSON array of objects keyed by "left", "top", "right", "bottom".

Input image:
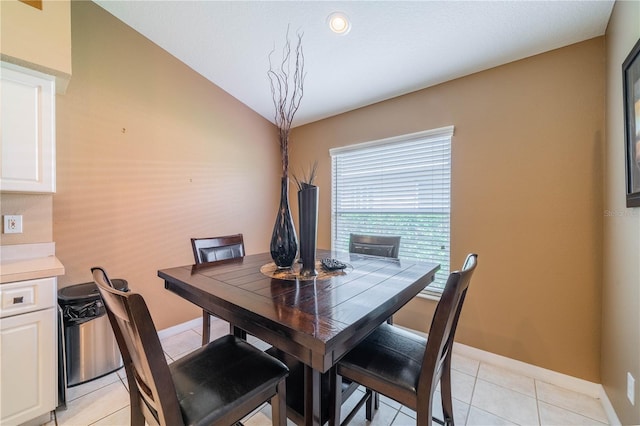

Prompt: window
[{"left": 330, "top": 126, "right": 453, "bottom": 293}]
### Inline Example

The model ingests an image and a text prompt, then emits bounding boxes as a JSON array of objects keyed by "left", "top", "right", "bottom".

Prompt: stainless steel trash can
[{"left": 58, "top": 280, "right": 127, "bottom": 387}]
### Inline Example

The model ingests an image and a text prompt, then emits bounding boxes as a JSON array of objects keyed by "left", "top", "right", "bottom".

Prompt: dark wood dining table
[{"left": 158, "top": 249, "right": 439, "bottom": 426}]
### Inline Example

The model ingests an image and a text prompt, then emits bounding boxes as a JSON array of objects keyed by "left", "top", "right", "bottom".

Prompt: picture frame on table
[{"left": 623, "top": 37, "right": 640, "bottom": 207}]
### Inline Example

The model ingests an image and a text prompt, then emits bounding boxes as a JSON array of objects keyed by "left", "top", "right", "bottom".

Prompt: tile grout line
[
  {"left": 534, "top": 379, "right": 610, "bottom": 425},
  {"left": 534, "top": 378, "right": 542, "bottom": 426},
  {"left": 465, "top": 361, "right": 480, "bottom": 425}
]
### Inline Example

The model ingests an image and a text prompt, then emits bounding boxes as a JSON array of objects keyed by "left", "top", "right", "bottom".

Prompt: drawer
[{"left": 0, "top": 277, "right": 56, "bottom": 318}]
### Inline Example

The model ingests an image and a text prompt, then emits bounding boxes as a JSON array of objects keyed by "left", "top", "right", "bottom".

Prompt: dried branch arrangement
[
  {"left": 268, "top": 28, "right": 306, "bottom": 179},
  {"left": 293, "top": 160, "right": 318, "bottom": 191}
]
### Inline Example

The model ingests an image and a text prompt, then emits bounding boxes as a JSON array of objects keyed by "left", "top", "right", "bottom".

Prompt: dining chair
[
  {"left": 191, "top": 233, "right": 246, "bottom": 345},
  {"left": 349, "top": 233, "right": 401, "bottom": 324},
  {"left": 91, "top": 266, "right": 288, "bottom": 426},
  {"left": 348, "top": 233, "right": 401, "bottom": 259},
  {"left": 330, "top": 253, "right": 478, "bottom": 426}
]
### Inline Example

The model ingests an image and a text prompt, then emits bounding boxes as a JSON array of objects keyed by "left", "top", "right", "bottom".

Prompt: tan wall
[
  {"left": 290, "top": 38, "right": 605, "bottom": 382},
  {"left": 50, "top": 1, "right": 279, "bottom": 329},
  {"left": 0, "top": 0, "right": 72, "bottom": 87},
  {"left": 603, "top": 1, "right": 640, "bottom": 423},
  {"left": 0, "top": 194, "right": 52, "bottom": 245}
]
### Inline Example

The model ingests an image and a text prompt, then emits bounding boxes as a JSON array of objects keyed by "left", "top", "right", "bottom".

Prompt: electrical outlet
[
  {"left": 628, "top": 372, "right": 636, "bottom": 405},
  {"left": 3, "top": 215, "right": 23, "bottom": 234}
]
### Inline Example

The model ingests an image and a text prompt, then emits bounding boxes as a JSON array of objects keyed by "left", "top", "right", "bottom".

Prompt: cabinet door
[
  {"left": 0, "top": 62, "right": 56, "bottom": 193},
  {"left": 0, "top": 308, "right": 57, "bottom": 425}
]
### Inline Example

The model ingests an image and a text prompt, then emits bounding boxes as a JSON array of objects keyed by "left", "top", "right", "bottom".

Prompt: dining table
[{"left": 158, "top": 249, "right": 439, "bottom": 426}]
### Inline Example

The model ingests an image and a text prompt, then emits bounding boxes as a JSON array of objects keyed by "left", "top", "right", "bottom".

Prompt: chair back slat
[
  {"left": 418, "top": 254, "right": 477, "bottom": 398},
  {"left": 92, "top": 267, "right": 184, "bottom": 426},
  {"left": 349, "top": 233, "right": 401, "bottom": 259},
  {"left": 191, "top": 233, "right": 245, "bottom": 264}
]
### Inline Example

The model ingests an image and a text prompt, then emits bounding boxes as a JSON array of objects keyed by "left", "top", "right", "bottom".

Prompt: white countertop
[{"left": 1, "top": 243, "right": 65, "bottom": 284}]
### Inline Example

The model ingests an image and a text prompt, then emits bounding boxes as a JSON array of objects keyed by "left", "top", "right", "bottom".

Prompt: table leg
[{"left": 304, "top": 365, "right": 321, "bottom": 426}]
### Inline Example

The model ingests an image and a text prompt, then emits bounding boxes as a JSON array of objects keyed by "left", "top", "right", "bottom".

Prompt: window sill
[{"left": 417, "top": 290, "right": 442, "bottom": 302}]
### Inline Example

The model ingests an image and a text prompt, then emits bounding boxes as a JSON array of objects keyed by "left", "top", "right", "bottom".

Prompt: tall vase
[
  {"left": 298, "top": 185, "right": 318, "bottom": 277},
  {"left": 270, "top": 177, "right": 298, "bottom": 268}
]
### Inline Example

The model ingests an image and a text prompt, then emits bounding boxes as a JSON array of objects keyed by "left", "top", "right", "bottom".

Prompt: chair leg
[
  {"left": 126, "top": 373, "right": 146, "bottom": 426},
  {"left": 271, "top": 378, "right": 287, "bottom": 426},
  {"left": 416, "top": 395, "right": 435, "bottom": 426},
  {"left": 440, "top": 358, "right": 455, "bottom": 425},
  {"left": 365, "top": 389, "right": 379, "bottom": 421},
  {"left": 342, "top": 388, "right": 373, "bottom": 426},
  {"left": 202, "top": 311, "right": 210, "bottom": 345},
  {"left": 328, "top": 366, "right": 342, "bottom": 426}
]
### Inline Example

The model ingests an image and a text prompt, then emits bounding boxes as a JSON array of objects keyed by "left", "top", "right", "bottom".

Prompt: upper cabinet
[
  {"left": 1, "top": 62, "right": 56, "bottom": 193},
  {"left": 1, "top": 0, "right": 72, "bottom": 93},
  {"left": 0, "top": 0, "right": 71, "bottom": 193}
]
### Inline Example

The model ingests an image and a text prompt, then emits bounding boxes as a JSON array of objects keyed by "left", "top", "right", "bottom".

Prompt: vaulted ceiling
[{"left": 94, "top": 1, "right": 614, "bottom": 127}]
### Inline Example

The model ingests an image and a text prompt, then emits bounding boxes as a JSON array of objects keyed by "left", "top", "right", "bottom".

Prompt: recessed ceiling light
[{"left": 328, "top": 12, "right": 351, "bottom": 35}]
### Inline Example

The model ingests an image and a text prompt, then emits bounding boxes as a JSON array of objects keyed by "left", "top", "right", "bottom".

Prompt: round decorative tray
[{"left": 260, "top": 260, "right": 352, "bottom": 281}]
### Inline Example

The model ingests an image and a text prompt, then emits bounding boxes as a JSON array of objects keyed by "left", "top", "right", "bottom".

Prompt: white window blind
[{"left": 330, "top": 126, "right": 453, "bottom": 292}]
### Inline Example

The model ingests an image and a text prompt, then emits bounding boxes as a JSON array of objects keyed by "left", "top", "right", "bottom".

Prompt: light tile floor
[{"left": 48, "top": 318, "right": 609, "bottom": 426}]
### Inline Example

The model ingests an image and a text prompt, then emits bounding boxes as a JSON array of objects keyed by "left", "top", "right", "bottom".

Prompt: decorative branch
[
  {"left": 293, "top": 160, "right": 318, "bottom": 191},
  {"left": 268, "top": 27, "right": 306, "bottom": 178}
]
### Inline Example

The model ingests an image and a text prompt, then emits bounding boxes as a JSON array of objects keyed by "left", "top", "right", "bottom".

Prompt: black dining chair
[
  {"left": 191, "top": 233, "right": 246, "bottom": 345},
  {"left": 91, "top": 266, "right": 288, "bottom": 426},
  {"left": 349, "top": 233, "right": 401, "bottom": 324},
  {"left": 330, "top": 254, "right": 478, "bottom": 426},
  {"left": 349, "top": 233, "right": 401, "bottom": 259}
]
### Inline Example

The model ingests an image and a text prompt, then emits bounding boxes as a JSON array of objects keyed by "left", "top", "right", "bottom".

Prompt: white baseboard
[
  {"left": 453, "top": 342, "right": 601, "bottom": 396},
  {"left": 157, "top": 317, "right": 201, "bottom": 340},
  {"left": 598, "top": 386, "right": 622, "bottom": 426}
]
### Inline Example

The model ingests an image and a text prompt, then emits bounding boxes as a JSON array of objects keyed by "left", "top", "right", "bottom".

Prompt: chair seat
[
  {"left": 171, "top": 335, "right": 289, "bottom": 426},
  {"left": 338, "top": 323, "right": 427, "bottom": 406}
]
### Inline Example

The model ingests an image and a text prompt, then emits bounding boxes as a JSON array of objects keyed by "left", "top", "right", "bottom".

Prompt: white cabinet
[
  {"left": 1, "top": 61, "right": 56, "bottom": 193},
  {"left": 0, "top": 277, "right": 57, "bottom": 425}
]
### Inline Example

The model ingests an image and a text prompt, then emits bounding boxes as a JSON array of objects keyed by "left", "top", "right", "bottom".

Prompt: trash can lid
[{"left": 58, "top": 279, "right": 128, "bottom": 305}]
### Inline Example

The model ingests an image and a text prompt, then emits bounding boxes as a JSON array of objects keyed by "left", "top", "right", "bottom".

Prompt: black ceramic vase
[
  {"left": 270, "top": 177, "right": 298, "bottom": 268},
  {"left": 298, "top": 184, "right": 318, "bottom": 277}
]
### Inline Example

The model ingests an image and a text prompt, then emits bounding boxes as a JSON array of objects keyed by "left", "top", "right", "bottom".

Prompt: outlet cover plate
[
  {"left": 628, "top": 372, "right": 635, "bottom": 405},
  {"left": 3, "top": 215, "right": 23, "bottom": 234}
]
